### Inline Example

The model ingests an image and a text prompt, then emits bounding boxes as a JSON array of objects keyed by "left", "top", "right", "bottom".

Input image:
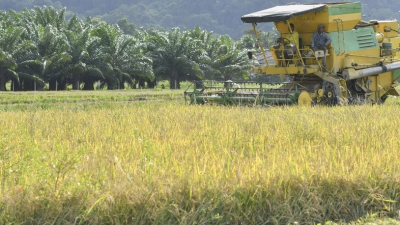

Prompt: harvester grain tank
[{"left": 185, "top": 2, "right": 400, "bottom": 105}]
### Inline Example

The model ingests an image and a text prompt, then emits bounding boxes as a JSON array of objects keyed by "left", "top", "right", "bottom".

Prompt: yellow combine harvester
[
  {"left": 241, "top": 1, "right": 400, "bottom": 105},
  {"left": 185, "top": 2, "right": 400, "bottom": 106}
]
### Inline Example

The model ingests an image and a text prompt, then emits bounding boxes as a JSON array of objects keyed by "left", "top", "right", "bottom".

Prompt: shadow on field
[{"left": 2, "top": 177, "right": 399, "bottom": 224}]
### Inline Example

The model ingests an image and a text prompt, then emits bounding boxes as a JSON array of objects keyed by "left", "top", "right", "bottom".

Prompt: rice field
[{"left": 1, "top": 90, "right": 400, "bottom": 224}]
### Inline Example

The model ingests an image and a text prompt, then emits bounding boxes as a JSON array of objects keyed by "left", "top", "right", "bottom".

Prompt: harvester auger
[{"left": 186, "top": 2, "right": 400, "bottom": 106}]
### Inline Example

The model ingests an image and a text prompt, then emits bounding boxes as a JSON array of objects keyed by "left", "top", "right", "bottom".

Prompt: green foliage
[
  {"left": 0, "top": 6, "right": 254, "bottom": 91},
  {"left": 206, "top": 35, "right": 252, "bottom": 80},
  {"left": 149, "top": 28, "right": 203, "bottom": 89},
  {"left": 148, "top": 26, "right": 251, "bottom": 89},
  {"left": 0, "top": 11, "right": 34, "bottom": 91}
]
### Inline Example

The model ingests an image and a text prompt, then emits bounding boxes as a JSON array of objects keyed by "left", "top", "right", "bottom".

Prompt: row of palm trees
[{"left": 0, "top": 6, "right": 253, "bottom": 91}]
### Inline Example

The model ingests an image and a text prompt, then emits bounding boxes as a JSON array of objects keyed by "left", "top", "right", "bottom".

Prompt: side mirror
[{"left": 247, "top": 51, "right": 253, "bottom": 60}]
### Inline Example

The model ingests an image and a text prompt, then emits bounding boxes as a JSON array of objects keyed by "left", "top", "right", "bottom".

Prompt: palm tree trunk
[
  {"left": 148, "top": 79, "right": 156, "bottom": 88},
  {"left": 170, "top": 70, "right": 180, "bottom": 89},
  {"left": 37, "top": 83, "right": 44, "bottom": 91},
  {"left": 132, "top": 80, "right": 138, "bottom": 89},
  {"left": 169, "top": 77, "right": 176, "bottom": 89},
  {"left": 139, "top": 78, "right": 145, "bottom": 88},
  {"left": 107, "top": 81, "right": 115, "bottom": 90},
  {"left": 59, "top": 80, "right": 67, "bottom": 90},
  {"left": 49, "top": 80, "right": 57, "bottom": 91},
  {"left": 0, "top": 75, "right": 6, "bottom": 91},
  {"left": 83, "top": 81, "right": 94, "bottom": 90},
  {"left": 224, "top": 73, "right": 232, "bottom": 81},
  {"left": 72, "top": 79, "right": 80, "bottom": 90}
]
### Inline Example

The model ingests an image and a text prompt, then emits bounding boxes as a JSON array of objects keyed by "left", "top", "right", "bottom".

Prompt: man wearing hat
[{"left": 304, "top": 24, "right": 332, "bottom": 70}]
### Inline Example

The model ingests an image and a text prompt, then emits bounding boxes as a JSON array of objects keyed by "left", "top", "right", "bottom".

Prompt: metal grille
[{"left": 356, "top": 32, "right": 376, "bottom": 49}]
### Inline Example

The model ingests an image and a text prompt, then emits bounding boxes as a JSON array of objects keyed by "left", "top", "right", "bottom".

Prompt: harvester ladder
[
  {"left": 252, "top": 23, "right": 269, "bottom": 66},
  {"left": 334, "top": 19, "right": 346, "bottom": 55}
]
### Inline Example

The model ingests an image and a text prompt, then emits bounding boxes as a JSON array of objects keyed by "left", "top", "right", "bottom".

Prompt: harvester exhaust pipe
[{"left": 343, "top": 61, "right": 400, "bottom": 80}]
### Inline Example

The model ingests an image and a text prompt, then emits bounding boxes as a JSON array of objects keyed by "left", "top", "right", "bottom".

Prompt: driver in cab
[
  {"left": 284, "top": 23, "right": 299, "bottom": 48},
  {"left": 275, "top": 23, "right": 299, "bottom": 60}
]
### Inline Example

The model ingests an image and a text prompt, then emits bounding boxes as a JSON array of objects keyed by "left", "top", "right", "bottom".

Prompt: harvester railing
[{"left": 271, "top": 47, "right": 328, "bottom": 71}]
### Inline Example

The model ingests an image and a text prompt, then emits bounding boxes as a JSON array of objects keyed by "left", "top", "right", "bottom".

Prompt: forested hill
[{"left": 0, "top": 0, "right": 399, "bottom": 39}]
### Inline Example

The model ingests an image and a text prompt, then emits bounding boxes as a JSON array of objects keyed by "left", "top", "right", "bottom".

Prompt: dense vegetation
[
  {"left": 0, "top": 0, "right": 398, "bottom": 39},
  {"left": 0, "top": 7, "right": 253, "bottom": 91},
  {"left": 2, "top": 93, "right": 400, "bottom": 224}
]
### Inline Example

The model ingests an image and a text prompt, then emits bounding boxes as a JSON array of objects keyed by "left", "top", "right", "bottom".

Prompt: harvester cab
[{"left": 185, "top": 2, "right": 400, "bottom": 106}]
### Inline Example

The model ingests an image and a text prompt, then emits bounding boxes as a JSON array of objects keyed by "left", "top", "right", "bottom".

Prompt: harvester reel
[{"left": 298, "top": 91, "right": 313, "bottom": 106}]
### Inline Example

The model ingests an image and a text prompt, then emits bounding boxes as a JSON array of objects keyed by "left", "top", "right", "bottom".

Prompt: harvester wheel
[{"left": 298, "top": 91, "right": 313, "bottom": 107}]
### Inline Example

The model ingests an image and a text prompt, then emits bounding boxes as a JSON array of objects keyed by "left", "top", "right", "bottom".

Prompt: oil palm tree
[
  {"left": 207, "top": 35, "right": 252, "bottom": 81},
  {"left": 0, "top": 10, "right": 41, "bottom": 91},
  {"left": 33, "top": 6, "right": 66, "bottom": 31},
  {"left": 149, "top": 28, "right": 206, "bottom": 89},
  {"left": 125, "top": 32, "right": 154, "bottom": 89},
  {"left": 62, "top": 15, "right": 105, "bottom": 90},
  {"left": 91, "top": 23, "right": 153, "bottom": 89},
  {"left": 15, "top": 9, "right": 68, "bottom": 90}
]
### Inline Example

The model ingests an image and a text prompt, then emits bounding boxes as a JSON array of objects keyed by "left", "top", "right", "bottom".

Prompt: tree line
[{"left": 0, "top": 7, "right": 256, "bottom": 91}]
